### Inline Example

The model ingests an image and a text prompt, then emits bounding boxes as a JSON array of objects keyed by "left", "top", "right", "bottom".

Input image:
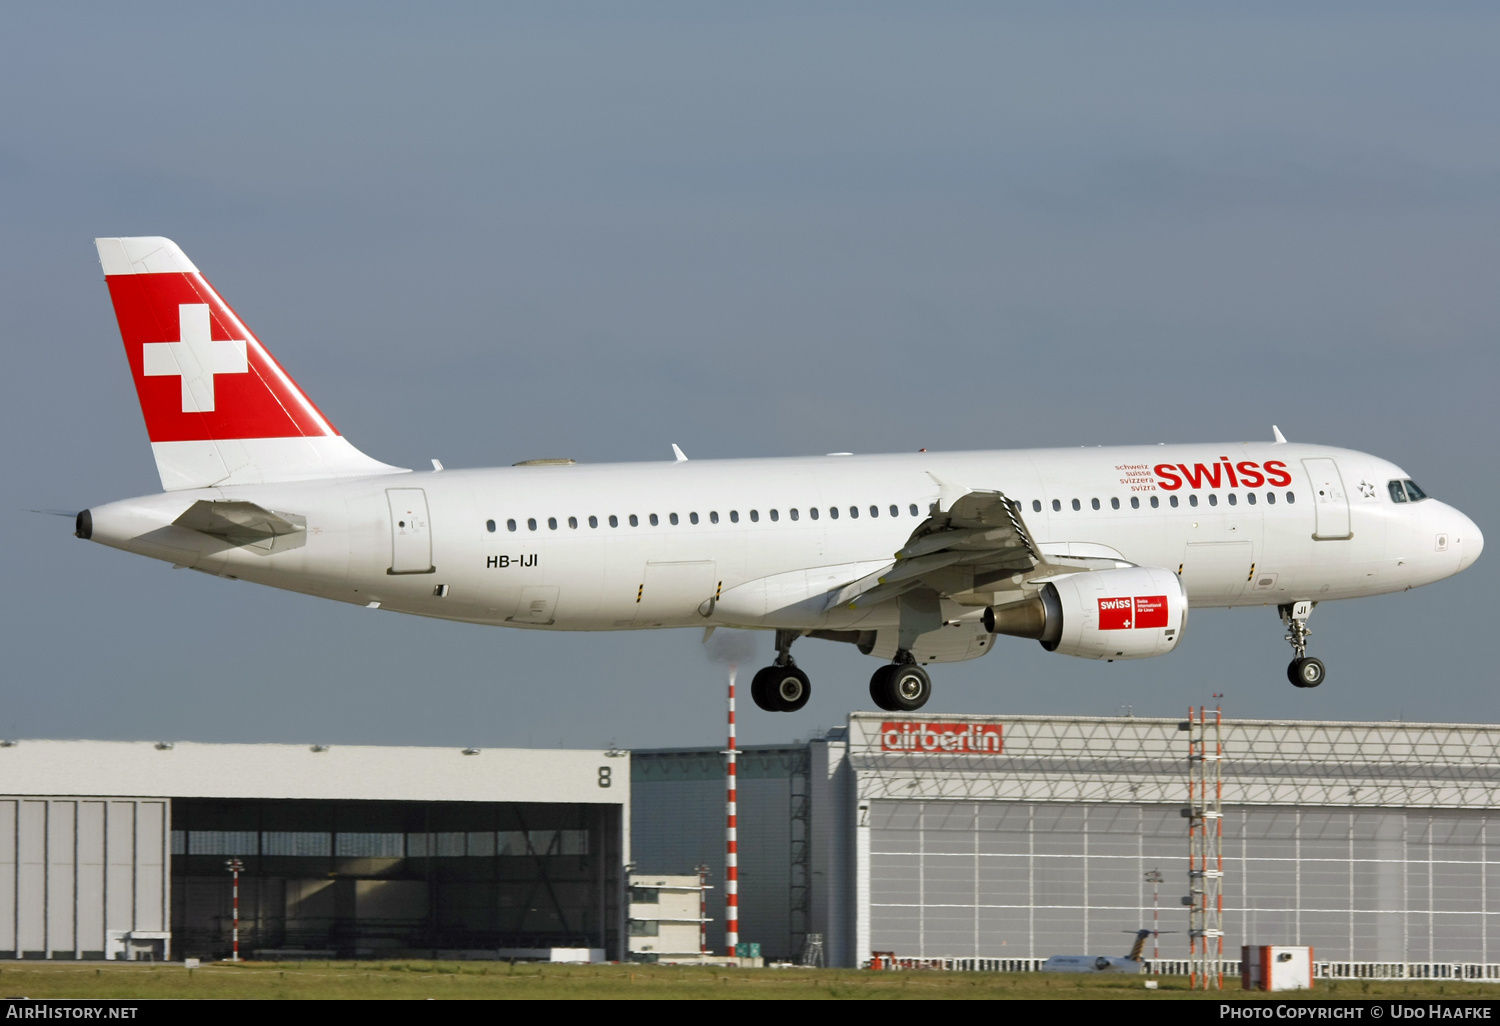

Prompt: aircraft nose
[{"left": 1456, "top": 510, "right": 1483, "bottom": 573}]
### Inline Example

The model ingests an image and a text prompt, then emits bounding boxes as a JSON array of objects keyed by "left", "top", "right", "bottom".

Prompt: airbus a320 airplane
[{"left": 75, "top": 238, "right": 1484, "bottom": 713}]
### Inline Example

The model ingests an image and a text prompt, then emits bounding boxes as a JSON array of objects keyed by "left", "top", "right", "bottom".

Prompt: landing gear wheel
[
  {"left": 869, "top": 663, "right": 932, "bottom": 712},
  {"left": 767, "top": 665, "right": 812, "bottom": 712},
  {"left": 1288, "top": 657, "right": 1325, "bottom": 689},
  {"left": 749, "top": 667, "right": 779, "bottom": 711}
]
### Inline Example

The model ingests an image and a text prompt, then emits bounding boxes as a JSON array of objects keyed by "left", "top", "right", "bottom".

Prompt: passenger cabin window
[
  {"left": 1265, "top": 493, "right": 1275, "bottom": 505},
  {"left": 1227, "top": 493, "right": 1237, "bottom": 506},
  {"left": 669, "top": 513, "right": 679, "bottom": 525},
  {"left": 889, "top": 505, "right": 899, "bottom": 517},
  {"left": 770, "top": 510, "right": 780, "bottom": 522},
  {"left": 1149, "top": 496, "right": 1159, "bottom": 508},
  {"left": 849, "top": 506, "right": 858, "bottom": 519},
  {"left": 790, "top": 508, "right": 800, "bottom": 521},
  {"left": 1207, "top": 494, "right": 1217, "bottom": 507},
  {"left": 1033, "top": 500, "right": 1042, "bottom": 512},
  {"left": 1129, "top": 497, "right": 1139, "bottom": 509},
  {"left": 1286, "top": 492, "right": 1296, "bottom": 503},
  {"left": 870, "top": 506, "right": 879, "bottom": 518},
  {"left": 650, "top": 514, "right": 659, "bottom": 526},
  {"left": 610, "top": 515, "right": 620, "bottom": 527},
  {"left": 528, "top": 518, "right": 538, "bottom": 531},
  {"left": 730, "top": 511, "right": 740, "bottom": 523},
  {"left": 1169, "top": 496, "right": 1179, "bottom": 508},
  {"left": 710, "top": 511, "right": 719, "bottom": 524},
  {"left": 1052, "top": 499, "right": 1061, "bottom": 512},
  {"left": 1189, "top": 495, "right": 1198, "bottom": 508},
  {"left": 1246, "top": 493, "right": 1256, "bottom": 505},
  {"left": 750, "top": 510, "right": 759, "bottom": 522},
  {"left": 1111, "top": 498, "right": 1120, "bottom": 510},
  {"left": 909, "top": 504, "right": 919, "bottom": 516},
  {"left": 548, "top": 517, "right": 558, "bottom": 530},
  {"left": 589, "top": 515, "right": 599, "bottom": 528},
  {"left": 486, "top": 519, "right": 496, "bottom": 532},
  {"left": 1071, "top": 499, "right": 1081, "bottom": 511},
  {"left": 810, "top": 508, "right": 820, "bottom": 520},
  {"left": 1091, "top": 498, "right": 1100, "bottom": 510},
  {"left": 507, "top": 519, "right": 518, "bottom": 532},
  {"left": 690, "top": 512, "right": 699, "bottom": 524},
  {"left": 568, "top": 516, "right": 578, "bottom": 528},
  {"left": 629, "top": 515, "right": 639, "bottom": 527}
]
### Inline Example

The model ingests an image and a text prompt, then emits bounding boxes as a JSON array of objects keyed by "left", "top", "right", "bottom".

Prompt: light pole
[{"left": 225, "top": 858, "right": 244, "bottom": 962}]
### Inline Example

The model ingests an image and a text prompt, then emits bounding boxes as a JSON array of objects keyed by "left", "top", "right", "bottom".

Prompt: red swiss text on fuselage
[{"left": 1152, "top": 459, "right": 1291, "bottom": 491}]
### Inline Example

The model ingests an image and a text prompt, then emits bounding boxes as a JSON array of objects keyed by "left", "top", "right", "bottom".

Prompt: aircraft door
[
  {"left": 386, "top": 488, "right": 435, "bottom": 574},
  {"left": 1302, "top": 458, "right": 1352, "bottom": 540},
  {"left": 1180, "top": 541, "right": 1254, "bottom": 605},
  {"left": 635, "top": 561, "right": 717, "bottom": 626}
]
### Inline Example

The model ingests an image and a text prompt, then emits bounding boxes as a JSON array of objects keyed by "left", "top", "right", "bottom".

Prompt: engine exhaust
[{"left": 984, "top": 585, "right": 1063, "bottom": 649}]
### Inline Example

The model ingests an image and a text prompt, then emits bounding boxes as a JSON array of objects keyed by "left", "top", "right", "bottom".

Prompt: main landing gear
[
  {"left": 1280, "top": 601, "right": 1325, "bottom": 689},
  {"left": 750, "top": 630, "right": 812, "bottom": 713},
  {"left": 869, "top": 651, "right": 932, "bottom": 712}
]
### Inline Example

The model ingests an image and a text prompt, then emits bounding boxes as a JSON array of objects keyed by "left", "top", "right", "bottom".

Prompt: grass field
[{"left": 0, "top": 962, "right": 1496, "bottom": 1000}]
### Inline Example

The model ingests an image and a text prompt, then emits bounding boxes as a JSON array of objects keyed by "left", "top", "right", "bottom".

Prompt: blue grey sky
[{"left": 3, "top": 3, "right": 1497, "bottom": 749}]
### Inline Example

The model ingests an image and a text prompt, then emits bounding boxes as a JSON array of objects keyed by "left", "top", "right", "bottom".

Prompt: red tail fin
[{"left": 96, "top": 237, "right": 404, "bottom": 490}]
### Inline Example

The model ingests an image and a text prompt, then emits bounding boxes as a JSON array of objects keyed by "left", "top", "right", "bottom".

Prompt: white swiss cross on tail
[{"left": 142, "top": 304, "right": 248, "bottom": 413}]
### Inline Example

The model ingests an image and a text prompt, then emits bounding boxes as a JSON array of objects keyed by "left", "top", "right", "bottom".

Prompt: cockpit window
[
  {"left": 1403, "top": 480, "right": 1428, "bottom": 502},
  {"left": 1388, "top": 480, "right": 1408, "bottom": 504}
]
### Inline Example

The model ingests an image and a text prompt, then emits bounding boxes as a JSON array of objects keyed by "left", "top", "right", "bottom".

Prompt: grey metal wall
[
  {"left": 631, "top": 748, "right": 804, "bottom": 959},
  {"left": 866, "top": 800, "right": 1500, "bottom": 962},
  {"left": 0, "top": 797, "right": 171, "bottom": 959}
]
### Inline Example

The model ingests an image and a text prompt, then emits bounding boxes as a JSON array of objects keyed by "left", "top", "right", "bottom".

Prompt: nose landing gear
[
  {"left": 1280, "top": 601, "right": 1325, "bottom": 688},
  {"left": 750, "top": 630, "right": 812, "bottom": 712}
]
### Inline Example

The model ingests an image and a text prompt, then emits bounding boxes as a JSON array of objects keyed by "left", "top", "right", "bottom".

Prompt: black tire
[
  {"left": 1287, "top": 659, "right": 1303, "bottom": 687},
  {"left": 1294, "top": 656, "right": 1325, "bottom": 688},
  {"left": 870, "top": 663, "right": 932, "bottom": 712},
  {"left": 749, "top": 667, "right": 779, "bottom": 711},
  {"left": 767, "top": 666, "right": 811, "bottom": 712}
]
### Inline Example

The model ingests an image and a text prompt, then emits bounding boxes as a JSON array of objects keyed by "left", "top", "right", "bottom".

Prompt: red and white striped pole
[
  {"left": 225, "top": 858, "right": 244, "bottom": 962},
  {"left": 725, "top": 664, "right": 739, "bottom": 957}
]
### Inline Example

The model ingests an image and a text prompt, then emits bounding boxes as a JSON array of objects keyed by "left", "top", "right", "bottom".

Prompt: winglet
[
  {"left": 1272, "top": 425, "right": 1287, "bottom": 444},
  {"left": 671, "top": 443, "right": 688, "bottom": 462}
]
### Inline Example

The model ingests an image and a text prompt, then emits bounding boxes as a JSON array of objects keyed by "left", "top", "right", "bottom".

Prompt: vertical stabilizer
[{"left": 95, "top": 237, "right": 406, "bottom": 491}]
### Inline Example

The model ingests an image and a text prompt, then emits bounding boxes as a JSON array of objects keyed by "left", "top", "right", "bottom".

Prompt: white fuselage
[{"left": 85, "top": 442, "right": 1482, "bottom": 650}]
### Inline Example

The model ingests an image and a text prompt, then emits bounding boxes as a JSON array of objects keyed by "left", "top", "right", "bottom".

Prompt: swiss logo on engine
[{"left": 1099, "top": 595, "right": 1170, "bottom": 630}]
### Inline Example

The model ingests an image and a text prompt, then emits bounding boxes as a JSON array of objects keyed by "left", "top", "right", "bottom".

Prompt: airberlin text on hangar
[
  {"left": 880, "top": 721, "right": 1004, "bottom": 754},
  {"left": 1151, "top": 459, "right": 1294, "bottom": 491}
]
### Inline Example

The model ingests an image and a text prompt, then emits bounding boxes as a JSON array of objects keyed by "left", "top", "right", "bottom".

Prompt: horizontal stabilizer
[{"left": 173, "top": 499, "right": 306, "bottom": 554}]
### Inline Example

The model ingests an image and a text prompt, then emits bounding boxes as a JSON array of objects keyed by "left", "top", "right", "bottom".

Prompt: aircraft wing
[{"left": 845, "top": 490, "right": 1044, "bottom": 610}]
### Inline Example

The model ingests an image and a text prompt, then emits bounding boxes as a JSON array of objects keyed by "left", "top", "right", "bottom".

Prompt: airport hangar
[
  {"left": 0, "top": 741, "right": 627, "bottom": 961},
  {"left": 5, "top": 712, "right": 1500, "bottom": 970}
]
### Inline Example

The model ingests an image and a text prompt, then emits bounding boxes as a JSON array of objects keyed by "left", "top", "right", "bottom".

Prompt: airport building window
[
  {"left": 528, "top": 518, "right": 538, "bottom": 531},
  {"left": 669, "top": 513, "right": 679, "bottom": 526},
  {"left": 568, "top": 516, "right": 578, "bottom": 528},
  {"left": 548, "top": 517, "right": 558, "bottom": 530},
  {"left": 507, "top": 519, "right": 517, "bottom": 532},
  {"left": 486, "top": 519, "right": 496, "bottom": 533},
  {"left": 1130, "top": 497, "right": 1139, "bottom": 509},
  {"left": 589, "top": 515, "right": 599, "bottom": 528},
  {"left": 1150, "top": 496, "right": 1159, "bottom": 508}
]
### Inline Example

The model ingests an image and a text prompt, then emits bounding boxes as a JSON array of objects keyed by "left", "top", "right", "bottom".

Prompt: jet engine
[{"left": 983, "top": 566, "right": 1187, "bottom": 660}]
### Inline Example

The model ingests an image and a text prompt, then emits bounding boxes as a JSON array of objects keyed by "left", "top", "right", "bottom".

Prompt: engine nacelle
[{"left": 984, "top": 566, "right": 1188, "bottom": 660}]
